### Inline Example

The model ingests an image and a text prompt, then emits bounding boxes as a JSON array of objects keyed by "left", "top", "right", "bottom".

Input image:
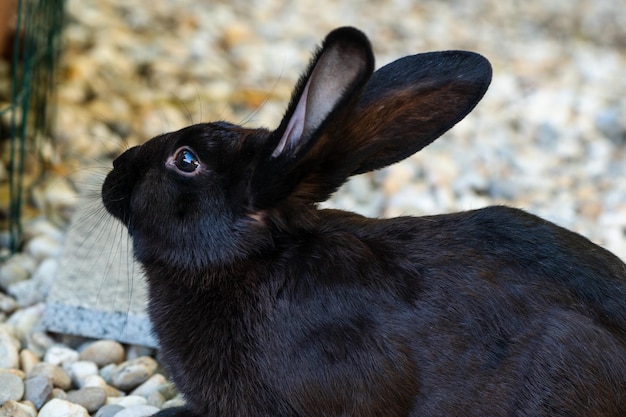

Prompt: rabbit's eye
[{"left": 173, "top": 148, "right": 200, "bottom": 173}]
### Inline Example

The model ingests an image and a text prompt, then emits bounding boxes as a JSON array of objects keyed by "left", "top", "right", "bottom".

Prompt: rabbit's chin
[{"left": 129, "top": 215, "right": 273, "bottom": 276}]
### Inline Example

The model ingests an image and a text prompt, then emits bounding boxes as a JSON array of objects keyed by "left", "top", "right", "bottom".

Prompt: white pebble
[
  {"left": 130, "top": 373, "right": 167, "bottom": 397},
  {"left": 0, "top": 325, "right": 21, "bottom": 369},
  {"left": 43, "top": 177, "right": 80, "bottom": 216},
  {"left": 68, "top": 360, "right": 99, "bottom": 387},
  {"left": 114, "top": 404, "right": 161, "bottom": 417},
  {"left": 27, "top": 331, "right": 56, "bottom": 358},
  {"left": 162, "top": 395, "right": 186, "bottom": 409},
  {"left": 81, "top": 374, "right": 108, "bottom": 388},
  {"left": 8, "top": 280, "right": 42, "bottom": 308},
  {"left": 22, "top": 218, "right": 64, "bottom": 242},
  {"left": 0, "top": 339, "right": 20, "bottom": 369},
  {"left": 44, "top": 345, "right": 80, "bottom": 366},
  {"left": 0, "top": 371, "right": 24, "bottom": 404},
  {"left": 0, "top": 292, "right": 18, "bottom": 313},
  {"left": 93, "top": 404, "right": 124, "bottom": 417},
  {"left": 31, "top": 258, "right": 58, "bottom": 286},
  {"left": 7, "top": 303, "right": 44, "bottom": 343},
  {"left": 0, "top": 323, "right": 20, "bottom": 346},
  {"left": 24, "top": 235, "right": 62, "bottom": 261},
  {"left": 37, "top": 398, "right": 90, "bottom": 417},
  {"left": 106, "top": 395, "right": 148, "bottom": 407},
  {"left": 82, "top": 374, "right": 122, "bottom": 398},
  {"left": 0, "top": 254, "right": 35, "bottom": 289}
]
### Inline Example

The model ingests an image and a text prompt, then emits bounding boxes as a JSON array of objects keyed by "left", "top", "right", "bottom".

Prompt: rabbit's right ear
[{"left": 250, "top": 27, "right": 375, "bottom": 209}]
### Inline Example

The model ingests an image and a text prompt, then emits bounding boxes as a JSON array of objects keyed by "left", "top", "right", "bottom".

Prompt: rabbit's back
[{"left": 260, "top": 205, "right": 626, "bottom": 416}]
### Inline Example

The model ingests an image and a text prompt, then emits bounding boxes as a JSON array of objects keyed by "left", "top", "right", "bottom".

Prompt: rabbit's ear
[
  {"left": 251, "top": 26, "right": 375, "bottom": 208},
  {"left": 343, "top": 50, "right": 492, "bottom": 175},
  {"left": 251, "top": 29, "right": 492, "bottom": 209}
]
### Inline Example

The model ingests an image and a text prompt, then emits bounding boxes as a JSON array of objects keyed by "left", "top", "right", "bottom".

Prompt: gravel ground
[{"left": 1, "top": 0, "right": 626, "bottom": 415}]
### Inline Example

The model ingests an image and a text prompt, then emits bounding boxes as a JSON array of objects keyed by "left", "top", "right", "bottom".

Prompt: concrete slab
[{"left": 42, "top": 179, "right": 156, "bottom": 347}]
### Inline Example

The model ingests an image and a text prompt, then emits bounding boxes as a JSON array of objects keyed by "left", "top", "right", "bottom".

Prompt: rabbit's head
[{"left": 102, "top": 27, "right": 492, "bottom": 273}]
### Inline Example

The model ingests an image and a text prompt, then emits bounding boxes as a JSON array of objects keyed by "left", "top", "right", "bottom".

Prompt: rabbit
[{"left": 101, "top": 26, "right": 626, "bottom": 417}]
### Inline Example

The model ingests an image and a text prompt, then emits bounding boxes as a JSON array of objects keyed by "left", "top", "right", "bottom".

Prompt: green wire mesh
[{"left": 1, "top": 0, "right": 64, "bottom": 255}]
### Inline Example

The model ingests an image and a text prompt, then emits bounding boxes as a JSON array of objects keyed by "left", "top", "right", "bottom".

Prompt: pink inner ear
[
  {"left": 271, "top": 42, "right": 368, "bottom": 159},
  {"left": 272, "top": 78, "right": 310, "bottom": 157}
]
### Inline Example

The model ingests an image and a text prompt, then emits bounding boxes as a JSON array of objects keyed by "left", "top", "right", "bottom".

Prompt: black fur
[{"left": 101, "top": 27, "right": 626, "bottom": 417}]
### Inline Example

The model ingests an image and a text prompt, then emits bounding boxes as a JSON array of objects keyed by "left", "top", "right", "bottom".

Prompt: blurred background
[
  {"left": 2, "top": 0, "right": 625, "bottom": 260},
  {"left": 0, "top": 0, "right": 624, "bottom": 414}
]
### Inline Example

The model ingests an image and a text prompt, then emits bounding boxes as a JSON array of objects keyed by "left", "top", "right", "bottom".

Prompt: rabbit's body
[
  {"left": 102, "top": 27, "right": 626, "bottom": 416},
  {"left": 147, "top": 206, "right": 626, "bottom": 416}
]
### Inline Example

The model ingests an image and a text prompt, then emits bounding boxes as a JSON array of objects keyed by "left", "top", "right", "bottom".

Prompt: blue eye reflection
[{"left": 174, "top": 148, "right": 200, "bottom": 173}]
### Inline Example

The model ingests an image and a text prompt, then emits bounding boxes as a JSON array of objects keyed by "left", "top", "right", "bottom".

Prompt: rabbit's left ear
[{"left": 251, "top": 27, "right": 375, "bottom": 209}]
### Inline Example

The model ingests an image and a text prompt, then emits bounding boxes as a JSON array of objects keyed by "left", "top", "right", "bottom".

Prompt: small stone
[
  {"left": 146, "top": 391, "right": 165, "bottom": 408},
  {"left": 42, "top": 177, "right": 80, "bottom": 221},
  {"left": 37, "top": 398, "right": 90, "bottom": 417},
  {"left": 94, "top": 404, "right": 125, "bottom": 417},
  {"left": 157, "top": 381, "right": 178, "bottom": 401},
  {"left": 106, "top": 395, "right": 147, "bottom": 408},
  {"left": 82, "top": 374, "right": 122, "bottom": 397},
  {"left": 32, "top": 258, "right": 58, "bottom": 285},
  {"left": 29, "top": 363, "right": 72, "bottom": 390},
  {"left": 6, "top": 304, "right": 44, "bottom": 343},
  {"left": 130, "top": 373, "right": 167, "bottom": 397},
  {"left": 66, "top": 387, "right": 107, "bottom": 413},
  {"left": 50, "top": 388, "right": 68, "bottom": 400},
  {"left": 0, "top": 400, "right": 37, "bottom": 417},
  {"left": 8, "top": 259, "right": 58, "bottom": 306},
  {"left": 99, "top": 363, "right": 116, "bottom": 383},
  {"left": 24, "top": 235, "right": 62, "bottom": 261},
  {"left": 23, "top": 375, "right": 53, "bottom": 410},
  {"left": 19, "top": 350, "right": 41, "bottom": 373},
  {"left": 79, "top": 339, "right": 125, "bottom": 367},
  {"left": 114, "top": 404, "right": 161, "bottom": 417},
  {"left": 0, "top": 334, "right": 20, "bottom": 369},
  {"left": 0, "top": 254, "right": 35, "bottom": 290},
  {"left": 21, "top": 218, "right": 64, "bottom": 242},
  {"left": 27, "top": 332, "right": 56, "bottom": 358},
  {"left": 162, "top": 395, "right": 186, "bottom": 409},
  {"left": 68, "top": 360, "right": 99, "bottom": 387},
  {"left": 44, "top": 344, "right": 79, "bottom": 366},
  {"left": 109, "top": 356, "right": 158, "bottom": 391},
  {"left": 8, "top": 281, "right": 42, "bottom": 308},
  {"left": 0, "top": 293, "right": 18, "bottom": 314},
  {"left": 0, "top": 323, "right": 20, "bottom": 345},
  {"left": 0, "top": 371, "right": 25, "bottom": 404}
]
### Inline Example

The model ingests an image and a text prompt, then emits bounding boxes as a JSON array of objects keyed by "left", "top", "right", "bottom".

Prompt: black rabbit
[{"left": 102, "top": 27, "right": 626, "bottom": 417}]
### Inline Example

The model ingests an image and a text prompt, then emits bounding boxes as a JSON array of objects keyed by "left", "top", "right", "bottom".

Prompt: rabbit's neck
[{"left": 145, "top": 266, "right": 273, "bottom": 413}]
